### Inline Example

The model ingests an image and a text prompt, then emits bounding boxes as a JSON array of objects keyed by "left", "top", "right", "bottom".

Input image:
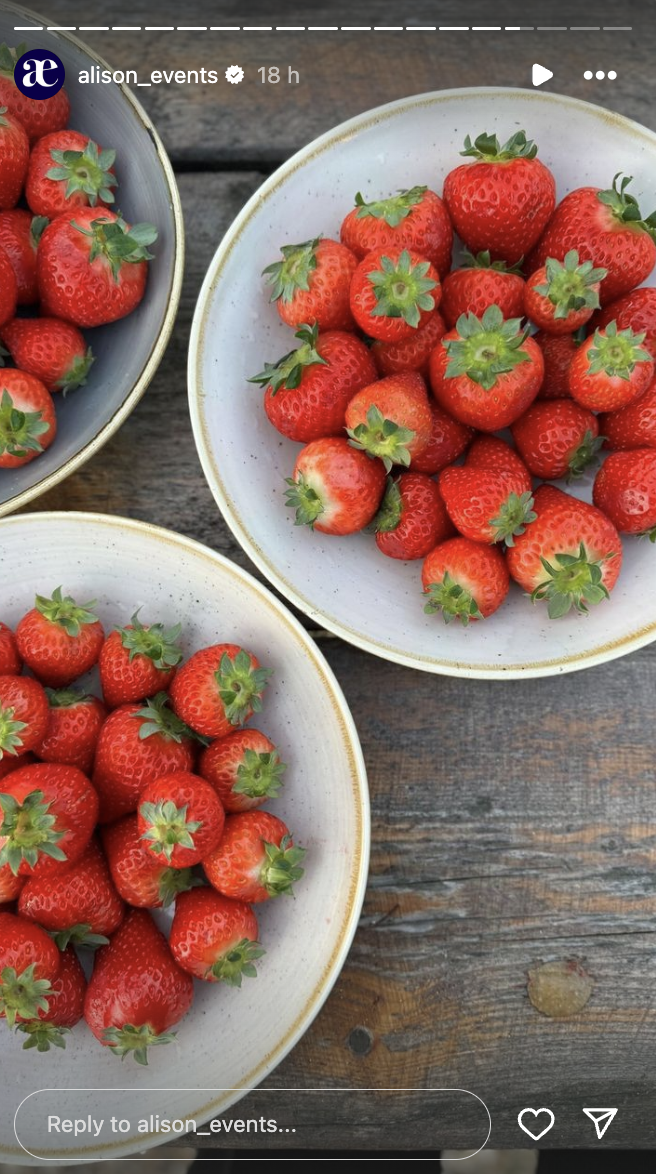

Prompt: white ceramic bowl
[
  {"left": 0, "top": 4, "right": 184, "bottom": 515},
  {"left": 0, "top": 512, "right": 368, "bottom": 1164},
  {"left": 189, "top": 88, "right": 656, "bottom": 678}
]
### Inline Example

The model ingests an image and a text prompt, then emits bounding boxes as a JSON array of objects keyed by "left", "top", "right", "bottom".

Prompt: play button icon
[{"left": 532, "top": 63, "right": 554, "bottom": 87}]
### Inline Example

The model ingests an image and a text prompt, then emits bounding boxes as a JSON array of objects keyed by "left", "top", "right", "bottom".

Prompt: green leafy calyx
[
  {"left": 117, "top": 610, "right": 183, "bottom": 671},
  {"left": 347, "top": 404, "right": 415, "bottom": 473},
  {"left": 233, "top": 748, "right": 287, "bottom": 800},
  {"left": 0, "top": 388, "right": 49, "bottom": 459},
  {"left": 423, "top": 572, "right": 482, "bottom": 625},
  {"left": 35, "top": 585, "right": 98, "bottom": 636},
  {"left": 47, "top": 139, "right": 117, "bottom": 206},
  {"left": 597, "top": 174, "right": 656, "bottom": 240},
  {"left": 72, "top": 215, "right": 157, "bottom": 281},
  {"left": 139, "top": 799, "right": 202, "bottom": 863},
  {"left": 103, "top": 1022, "right": 176, "bottom": 1066},
  {"left": 367, "top": 249, "right": 437, "bottom": 328},
  {"left": 285, "top": 474, "right": 325, "bottom": 528},
  {"left": 567, "top": 430, "right": 606, "bottom": 480},
  {"left": 135, "top": 693, "right": 196, "bottom": 744},
  {"left": 586, "top": 321, "right": 652, "bottom": 379},
  {"left": 534, "top": 250, "right": 607, "bottom": 319},
  {"left": 0, "top": 704, "right": 27, "bottom": 758},
  {"left": 0, "top": 963, "right": 52, "bottom": 1028},
  {"left": 16, "top": 1019, "right": 70, "bottom": 1052},
  {"left": 531, "top": 542, "right": 615, "bottom": 618},
  {"left": 354, "top": 185, "right": 426, "bottom": 227},
  {"left": 208, "top": 938, "right": 265, "bottom": 986},
  {"left": 373, "top": 476, "right": 403, "bottom": 533},
  {"left": 57, "top": 347, "right": 95, "bottom": 396},
  {"left": 0, "top": 789, "right": 66, "bottom": 875},
  {"left": 248, "top": 323, "right": 326, "bottom": 395},
  {"left": 490, "top": 490, "right": 537, "bottom": 546},
  {"left": 461, "top": 249, "right": 524, "bottom": 275},
  {"left": 0, "top": 43, "right": 26, "bottom": 77},
  {"left": 444, "top": 303, "right": 531, "bottom": 391},
  {"left": 215, "top": 650, "right": 272, "bottom": 727},
  {"left": 262, "top": 238, "right": 320, "bottom": 303},
  {"left": 460, "top": 129, "right": 538, "bottom": 161},
  {"left": 260, "top": 834, "right": 306, "bottom": 897}
]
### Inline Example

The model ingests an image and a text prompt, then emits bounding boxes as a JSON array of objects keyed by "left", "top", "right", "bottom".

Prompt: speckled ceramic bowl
[
  {"left": 0, "top": 512, "right": 368, "bottom": 1165},
  {"left": 189, "top": 88, "right": 656, "bottom": 678},
  {"left": 0, "top": 3, "right": 184, "bottom": 515}
]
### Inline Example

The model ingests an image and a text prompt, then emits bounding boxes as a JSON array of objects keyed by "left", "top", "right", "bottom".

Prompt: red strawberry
[
  {"left": 33, "top": 689, "right": 105, "bottom": 775},
  {"left": 0, "top": 861, "right": 23, "bottom": 903},
  {"left": 0, "top": 762, "right": 98, "bottom": 878},
  {"left": 285, "top": 436, "right": 386, "bottom": 535},
  {"left": 465, "top": 434, "right": 532, "bottom": 482},
  {"left": 600, "top": 378, "right": 656, "bottom": 451},
  {"left": 26, "top": 130, "right": 117, "bottom": 220},
  {"left": 84, "top": 908, "right": 194, "bottom": 1064},
  {"left": 0, "top": 675, "right": 49, "bottom": 759},
  {"left": 568, "top": 323, "right": 654, "bottom": 412},
  {"left": 374, "top": 472, "right": 454, "bottom": 560},
  {"left": 170, "top": 887, "right": 263, "bottom": 986},
  {"left": 512, "top": 399, "right": 603, "bottom": 480},
  {"left": 0, "top": 210, "right": 45, "bottom": 304},
  {"left": 138, "top": 771, "right": 225, "bottom": 867},
  {"left": 102, "top": 814, "right": 199, "bottom": 909},
  {"left": 0, "top": 910, "right": 61, "bottom": 1026},
  {"left": 421, "top": 537, "right": 510, "bottom": 623},
  {"left": 250, "top": 322, "right": 376, "bottom": 444},
  {"left": 350, "top": 247, "right": 440, "bottom": 342},
  {"left": 429, "top": 305, "right": 544, "bottom": 431},
  {"left": 506, "top": 484, "right": 622, "bottom": 617},
  {"left": 443, "top": 130, "right": 556, "bottom": 265},
  {"left": 0, "top": 752, "right": 34, "bottom": 784},
  {"left": 593, "top": 448, "right": 656, "bottom": 536},
  {"left": 0, "top": 622, "right": 21, "bottom": 674},
  {"left": 0, "top": 368, "right": 55, "bottom": 467},
  {"left": 593, "top": 287, "right": 656, "bottom": 360},
  {"left": 438, "top": 466, "right": 535, "bottom": 546},
  {"left": 37, "top": 208, "right": 157, "bottom": 327},
  {"left": 0, "top": 104, "right": 29, "bottom": 209},
  {"left": 529, "top": 175, "right": 656, "bottom": 304},
  {"left": 199, "top": 729, "right": 286, "bottom": 813},
  {"left": 340, "top": 185, "right": 453, "bottom": 275},
  {"left": 409, "top": 402, "right": 473, "bottom": 476},
  {"left": 441, "top": 251, "right": 525, "bottom": 328},
  {"left": 170, "top": 645, "right": 271, "bottom": 741},
  {"left": 204, "top": 810, "right": 305, "bottom": 903},
  {"left": 16, "top": 587, "right": 104, "bottom": 688},
  {"left": 0, "top": 244, "right": 17, "bottom": 327},
  {"left": 1, "top": 317, "right": 94, "bottom": 394},
  {"left": 93, "top": 694, "right": 197, "bottom": 824},
  {"left": 524, "top": 251, "right": 606, "bottom": 334},
  {"left": 0, "top": 43, "right": 70, "bottom": 144},
  {"left": 371, "top": 310, "right": 446, "bottom": 379},
  {"left": 18, "top": 836, "right": 124, "bottom": 945},
  {"left": 535, "top": 330, "right": 579, "bottom": 400},
  {"left": 345, "top": 371, "right": 432, "bottom": 471},
  {"left": 15, "top": 945, "right": 85, "bottom": 1052},
  {"left": 99, "top": 612, "right": 183, "bottom": 710},
  {"left": 263, "top": 237, "right": 357, "bottom": 331}
]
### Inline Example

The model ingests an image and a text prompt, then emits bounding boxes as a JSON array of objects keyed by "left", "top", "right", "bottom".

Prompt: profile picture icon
[{"left": 14, "top": 48, "right": 65, "bottom": 99}]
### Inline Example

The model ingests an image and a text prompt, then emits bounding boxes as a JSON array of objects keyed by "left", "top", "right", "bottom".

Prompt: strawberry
[
  {"left": 340, "top": 185, "right": 453, "bottom": 275},
  {"left": 506, "top": 484, "right": 622, "bottom": 617},
  {"left": 0, "top": 752, "right": 34, "bottom": 784},
  {"left": 93, "top": 694, "right": 197, "bottom": 824},
  {"left": 84, "top": 908, "right": 194, "bottom": 1064},
  {"left": 0, "top": 910, "right": 61, "bottom": 1026},
  {"left": 443, "top": 130, "right": 556, "bottom": 265},
  {"left": 285, "top": 436, "right": 386, "bottom": 535},
  {"left": 0, "top": 210, "right": 46, "bottom": 304},
  {"left": 345, "top": 371, "right": 432, "bottom": 471},
  {"left": 203, "top": 810, "right": 305, "bottom": 903},
  {"left": 138, "top": 771, "right": 225, "bottom": 867},
  {"left": 26, "top": 130, "right": 117, "bottom": 220},
  {"left": 535, "top": 330, "right": 579, "bottom": 400},
  {"left": 371, "top": 310, "right": 446, "bottom": 379},
  {"left": 18, "top": 836, "right": 124, "bottom": 946},
  {"left": 0, "top": 675, "right": 49, "bottom": 759},
  {"left": 16, "top": 587, "right": 104, "bottom": 688},
  {"left": 0, "top": 43, "right": 70, "bottom": 144},
  {"left": 350, "top": 247, "right": 440, "bottom": 342},
  {"left": 0, "top": 861, "right": 23, "bottom": 903},
  {"left": 34, "top": 689, "right": 105, "bottom": 775},
  {"left": 0, "top": 762, "right": 98, "bottom": 878},
  {"left": 0, "top": 622, "right": 21, "bottom": 674},
  {"left": 511, "top": 400, "right": 603, "bottom": 480},
  {"left": 170, "top": 645, "right": 271, "bottom": 741},
  {"left": 2, "top": 317, "right": 93, "bottom": 395},
  {"left": 441, "top": 251, "right": 525, "bottom": 328},
  {"left": 15, "top": 945, "right": 85, "bottom": 1052},
  {"left": 438, "top": 466, "right": 535, "bottom": 547},
  {"left": 429, "top": 305, "right": 544, "bottom": 431},
  {"left": 0, "top": 105, "right": 28, "bottom": 209},
  {"left": 422, "top": 537, "right": 510, "bottom": 623},
  {"left": 593, "top": 448, "right": 656, "bottom": 537},
  {"left": 593, "top": 288, "right": 656, "bottom": 360},
  {"left": 568, "top": 323, "right": 653, "bottom": 412},
  {"left": 465, "top": 434, "right": 532, "bottom": 482},
  {"left": 524, "top": 251, "right": 606, "bottom": 335},
  {"left": 263, "top": 237, "right": 357, "bottom": 331},
  {"left": 409, "top": 402, "right": 473, "bottom": 476},
  {"left": 374, "top": 472, "right": 453, "bottom": 560},
  {"left": 37, "top": 208, "right": 157, "bottom": 327},
  {"left": 250, "top": 322, "right": 376, "bottom": 444},
  {"left": 529, "top": 175, "right": 656, "bottom": 304},
  {"left": 170, "top": 887, "right": 264, "bottom": 986},
  {"left": 600, "top": 378, "right": 656, "bottom": 451},
  {"left": 102, "top": 814, "right": 199, "bottom": 909},
  {"left": 199, "top": 729, "right": 286, "bottom": 813},
  {"left": 99, "top": 612, "right": 183, "bottom": 710},
  {"left": 0, "top": 368, "right": 55, "bottom": 467},
  {"left": 0, "top": 244, "right": 17, "bottom": 327}
]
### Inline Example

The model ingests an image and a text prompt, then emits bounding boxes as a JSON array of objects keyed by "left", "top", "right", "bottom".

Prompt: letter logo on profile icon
[{"left": 14, "top": 48, "right": 65, "bottom": 99}]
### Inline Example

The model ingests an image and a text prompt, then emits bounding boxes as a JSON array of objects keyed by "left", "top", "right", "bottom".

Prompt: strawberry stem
[
  {"left": 259, "top": 834, "right": 306, "bottom": 897},
  {"left": 285, "top": 474, "right": 325, "bottom": 528},
  {"left": 102, "top": 1022, "right": 176, "bottom": 1066},
  {"left": 367, "top": 249, "right": 437, "bottom": 328},
  {"left": 117, "top": 610, "right": 183, "bottom": 671},
  {"left": 262, "top": 238, "right": 320, "bottom": 303},
  {"left": 460, "top": 129, "right": 538, "bottom": 161},
  {"left": 534, "top": 250, "right": 607, "bottom": 319},
  {"left": 423, "top": 572, "right": 482, "bottom": 625},
  {"left": 51, "top": 924, "right": 109, "bottom": 951},
  {"left": 248, "top": 322, "right": 326, "bottom": 395},
  {"left": 232, "top": 749, "right": 286, "bottom": 800},
  {"left": 208, "top": 938, "right": 265, "bottom": 986},
  {"left": 0, "top": 789, "right": 67, "bottom": 875},
  {"left": 445, "top": 304, "right": 531, "bottom": 391},
  {"left": 354, "top": 185, "right": 426, "bottom": 227},
  {"left": 0, "top": 389, "right": 49, "bottom": 459},
  {"left": 567, "top": 430, "right": 606, "bottom": 480},
  {"left": 373, "top": 476, "right": 403, "bottom": 533},
  {"left": 135, "top": 693, "right": 198, "bottom": 744},
  {"left": 347, "top": 405, "right": 415, "bottom": 473},
  {"left": 47, "top": 139, "right": 117, "bottom": 206},
  {"left": 71, "top": 216, "right": 157, "bottom": 282},
  {"left": 139, "top": 799, "right": 202, "bottom": 863},
  {"left": 0, "top": 963, "right": 52, "bottom": 1028},
  {"left": 490, "top": 491, "right": 537, "bottom": 546},
  {"left": 214, "top": 650, "right": 272, "bottom": 727},
  {"left": 57, "top": 347, "right": 95, "bottom": 396},
  {"left": 531, "top": 542, "right": 615, "bottom": 618},
  {"left": 0, "top": 704, "right": 28, "bottom": 758},
  {"left": 35, "top": 586, "right": 98, "bottom": 636},
  {"left": 597, "top": 173, "right": 656, "bottom": 240},
  {"left": 586, "top": 322, "right": 651, "bottom": 378},
  {"left": 16, "top": 1019, "right": 70, "bottom": 1052}
]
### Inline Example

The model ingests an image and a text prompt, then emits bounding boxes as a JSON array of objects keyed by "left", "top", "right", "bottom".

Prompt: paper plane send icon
[
  {"left": 583, "top": 1108, "right": 618, "bottom": 1139},
  {"left": 532, "top": 63, "right": 554, "bottom": 87}
]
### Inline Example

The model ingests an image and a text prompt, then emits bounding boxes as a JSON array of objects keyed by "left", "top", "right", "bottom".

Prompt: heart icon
[{"left": 517, "top": 1107, "right": 555, "bottom": 1141}]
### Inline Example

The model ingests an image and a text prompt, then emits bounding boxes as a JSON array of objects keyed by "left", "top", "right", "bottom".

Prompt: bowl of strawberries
[
  {"left": 190, "top": 88, "right": 656, "bottom": 677},
  {"left": 0, "top": 10, "right": 183, "bottom": 515},
  {"left": 0, "top": 511, "right": 367, "bottom": 1162}
]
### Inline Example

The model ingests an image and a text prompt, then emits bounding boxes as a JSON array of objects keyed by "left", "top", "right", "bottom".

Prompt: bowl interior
[
  {"left": 0, "top": 10, "right": 181, "bottom": 514},
  {"left": 191, "top": 88, "right": 656, "bottom": 677},
  {"left": 0, "top": 513, "right": 367, "bottom": 1163}
]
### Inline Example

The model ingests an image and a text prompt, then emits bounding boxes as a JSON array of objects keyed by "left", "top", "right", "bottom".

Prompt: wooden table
[{"left": 23, "top": 0, "right": 656, "bottom": 1152}]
